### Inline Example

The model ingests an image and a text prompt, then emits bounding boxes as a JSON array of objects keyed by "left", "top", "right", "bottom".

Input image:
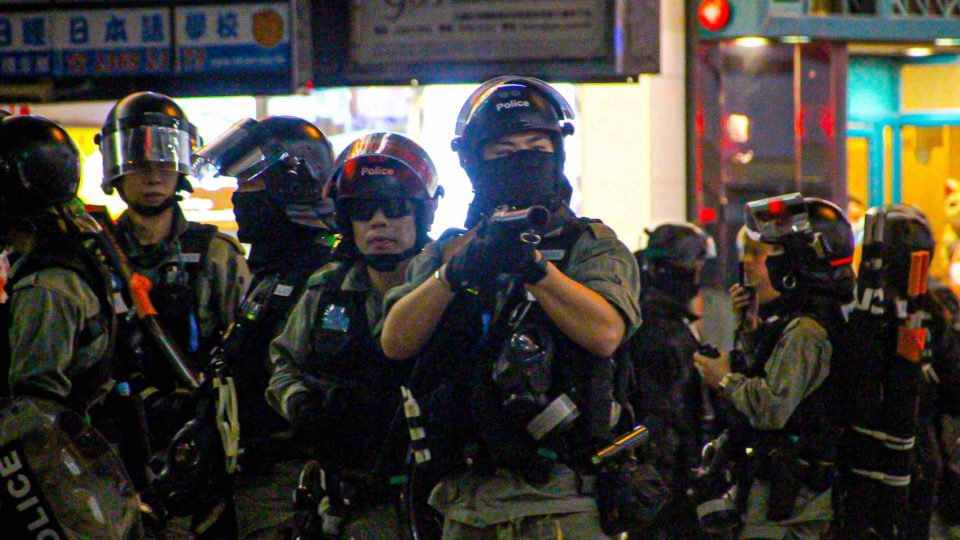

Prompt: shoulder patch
[
  {"left": 586, "top": 221, "right": 617, "bottom": 240},
  {"left": 306, "top": 262, "right": 343, "bottom": 289},
  {"left": 212, "top": 231, "right": 245, "bottom": 255},
  {"left": 10, "top": 272, "right": 39, "bottom": 291}
]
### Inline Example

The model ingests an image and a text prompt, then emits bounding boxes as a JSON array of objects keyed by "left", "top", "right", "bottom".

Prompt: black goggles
[{"left": 338, "top": 198, "right": 415, "bottom": 221}]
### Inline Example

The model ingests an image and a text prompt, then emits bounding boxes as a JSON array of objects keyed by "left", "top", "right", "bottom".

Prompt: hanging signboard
[
  {"left": 57, "top": 8, "right": 171, "bottom": 76},
  {"left": 174, "top": 3, "right": 291, "bottom": 74},
  {"left": 0, "top": 12, "right": 56, "bottom": 78},
  {"left": 350, "top": 0, "right": 607, "bottom": 65},
  {"left": 326, "top": 0, "right": 660, "bottom": 84}
]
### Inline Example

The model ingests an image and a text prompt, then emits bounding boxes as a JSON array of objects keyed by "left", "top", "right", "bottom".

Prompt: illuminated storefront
[{"left": 690, "top": 0, "right": 960, "bottom": 282}]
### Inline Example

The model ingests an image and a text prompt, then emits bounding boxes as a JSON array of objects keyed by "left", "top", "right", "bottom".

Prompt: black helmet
[
  {"left": 193, "top": 115, "right": 335, "bottom": 230},
  {"left": 452, "top": 77, "right": 575, "bottom": 224},
  {"left": 0, "top": 115, "right": 80, "bottom": 218},
  {"left": 642, "top": 222, "right": 717, "bottom": 272},
  {"left": 746, "top": 193, "right": 855, "bottom": 299},
  {"left": 640, "top": 222, "right": 716, "bottom": 301},
  {"left": 97, "top": 91, "right": 199, "bottom": 195},
  {"left": 878, "top": 204, "right": 935, "bottom": 297},
  {"left": 327, "top": 132, "right": 442, "bottom": 263}
]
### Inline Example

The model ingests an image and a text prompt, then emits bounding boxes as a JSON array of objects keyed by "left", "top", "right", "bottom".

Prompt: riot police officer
[
  {"left": 192, "top": 115, "right": 338, "bottom": 538},
  {"left": 2, "top": 114, "right": 115, "bottom": 413},
  {"left": 878, "top": 206, "right": 960, "bottom": 539},
  {"left": 97, "top": 91, "right": 250, "bottom": 378},
  {"left": 625, "top": 222, "right": 716, "bottom": 539},
  {"left": 381, "top": 76, "right": 641, "bottom": 538},
  {"left": 267, "top": 132, "right": 442, "bottom": 537},
  {"left": 694, "top": 194, "right": 854, "bottom": 539},
  {"left": 0, "top": 114, "right": 143, "bottom": 536}
]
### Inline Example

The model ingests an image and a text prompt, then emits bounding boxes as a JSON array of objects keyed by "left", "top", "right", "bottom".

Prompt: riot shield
[{"left": 0, "top": 397, "right": 142, "bottom": 539}]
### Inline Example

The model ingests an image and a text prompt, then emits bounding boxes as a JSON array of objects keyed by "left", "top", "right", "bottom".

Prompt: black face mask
[
  {"left": 232, "top": 191, "right": 290, "bottom": 244},
  {"left": 468, "top": 150, "right": 557, "bottom": 226}
]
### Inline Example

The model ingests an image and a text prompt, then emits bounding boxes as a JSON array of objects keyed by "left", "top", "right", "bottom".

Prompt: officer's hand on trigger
[
  {"left": 694, "top": 348, "right": 731, "bottom": 389},
  {"left": 478, "top": 219, "right": 540, "bottom": 279}
]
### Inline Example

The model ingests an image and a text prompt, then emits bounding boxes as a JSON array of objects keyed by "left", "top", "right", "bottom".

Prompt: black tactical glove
[
  {"left": 443, "top": 235, "right": 495, "bottom": 292},
  {"left": 287, "top": 389, "right": 347, "bottom": 443},
  {"left": 479, "top": 224, "right": 548, "bottom": 284}
]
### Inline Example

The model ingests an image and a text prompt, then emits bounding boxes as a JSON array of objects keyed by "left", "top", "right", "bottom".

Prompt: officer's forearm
[
  {"left": 381, "top": 265, "right": 455, "bottom": 360},
  {"left": 527, "top": 262, "right": 625, "bottom": 358}
]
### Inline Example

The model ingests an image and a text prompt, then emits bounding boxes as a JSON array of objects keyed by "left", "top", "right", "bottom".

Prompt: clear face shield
[
  {"left": 744, "top": 192, "right": 811, "bottom": 244},
  {"left": 99, "top": 123, "right": 198, "bottom": 183},
  {"left": 191, "top": 118, "right": 287, "bottom": 191}
]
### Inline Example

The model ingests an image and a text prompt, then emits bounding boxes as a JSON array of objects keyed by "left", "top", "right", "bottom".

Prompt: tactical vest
[
  {"left": 222, "top": 267, "right": 314, "bottom": 469},
  {"left": 305, "top": 263, "right": 413, "bottom": 474},
  {"left": 4, "top": 242, "right": 116, "bottom": 412},
  {"left": 745, "top": 296, "right": 845, "bottom": 467},
  {"left": 421, "top": 218, "right": 627, "bottom": 481},
  {"left": 148, "top": 223, "right": 218, "bottom": 360}
]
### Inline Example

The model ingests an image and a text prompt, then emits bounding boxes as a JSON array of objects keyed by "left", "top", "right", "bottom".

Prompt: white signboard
[
  {"left": 350, "top": 0, "right": 608, "bottom": 65},
  {"left": 175, "top": 3, "right": 290, "bottom": 73}
]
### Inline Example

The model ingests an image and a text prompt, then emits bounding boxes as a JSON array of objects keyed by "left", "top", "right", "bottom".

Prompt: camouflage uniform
[{"left": 384, "top": 218, "right": 641, "bottom": 539}]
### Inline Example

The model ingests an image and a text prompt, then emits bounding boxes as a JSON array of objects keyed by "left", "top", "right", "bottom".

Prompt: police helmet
[
  {"left": 451, "top": 77, "right": 574, "bottom": 198},
  {"left": 746, "top": 193, "right": 855, "bottom": 298},
  {"left": 97, "top": 91, "right": 199, "bottom": 195},
  {"left": 0, "top": 115, "right": 80, "bottom": 218},
  {"left": 0, "top": 397, "right": 142, "bottom": 537},
  {"left": 879, "top": 204, "right": 935, "bottom": 296},
  {"left": 194, "top": 115, "right": 335, "bottom": 230},
  {"left": 328, "top": 132, "right": 442, "bottom": 252},
  {"left": 642, "top": 222, "right": 717, "bottom": 273}
]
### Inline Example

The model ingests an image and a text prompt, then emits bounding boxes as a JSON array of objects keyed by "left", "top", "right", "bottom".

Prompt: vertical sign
[
  {"left": 57, "top": 8, "right": 171, "bottom": 76},
  {"left": 175, "top": 3, "right": 291, "bottom": 74},
  {"left": 0, "top": 12, "right": 56, "bottom": 77}
]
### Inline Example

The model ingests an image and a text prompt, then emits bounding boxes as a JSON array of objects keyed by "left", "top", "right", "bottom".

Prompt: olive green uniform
[
  {"left": 8, "top": 265, "right": 111, "bottom": 408},
  {"left": 721, "top": 317, "right": 834, "bottom": 540},
  {"left": 268, "top": 261, "right": 404, "bottom": 538},
  {"left": 384, "top": 220, "right": 641, "bottom": 539},
  {"left": 115, "top": 207, "right": 250, "bottom": 351}
]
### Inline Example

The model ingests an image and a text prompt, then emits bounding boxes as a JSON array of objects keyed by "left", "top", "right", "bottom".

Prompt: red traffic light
[{"left": 699, "top": 0, "right": 731, "bottom": 32}]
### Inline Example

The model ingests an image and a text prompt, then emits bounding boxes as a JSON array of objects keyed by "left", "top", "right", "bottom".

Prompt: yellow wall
[{"left": 902, "top": 64, "right": 960, "bottom": 111}]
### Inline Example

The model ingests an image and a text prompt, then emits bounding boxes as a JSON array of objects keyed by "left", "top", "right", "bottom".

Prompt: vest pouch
[
  {"left": 152, "top": 268, "right": 197, "bottom": 357},
  {"left": 492, "top": 323, "right": 563, "bottom": 437},
  {"left": 596, "top": 455, "right": 670, "bottom": 535},
  {"left": 760, "top": 445, "right": 804, "bottom": 521}
]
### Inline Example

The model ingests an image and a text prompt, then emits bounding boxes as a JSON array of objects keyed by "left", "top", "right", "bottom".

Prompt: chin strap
[{"left": 128, "top": 195, "right": 178, "bottom": 216}]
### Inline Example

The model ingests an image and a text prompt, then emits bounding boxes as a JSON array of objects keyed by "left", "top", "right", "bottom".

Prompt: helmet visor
[
  {"left": 454, "top": 76, "right": 575, "bottom": 137},
  {"left": 191, "top": 118, "right": 287, "bottom": 190},
  {"left": 101, "top": 124, "right": 197, "bottom": 182},
  {"left": 745, "top": 193, "right": 810, "bottom": 243},
  {"left": 334, "top": 133, "right": 439, "bottom": 198}
]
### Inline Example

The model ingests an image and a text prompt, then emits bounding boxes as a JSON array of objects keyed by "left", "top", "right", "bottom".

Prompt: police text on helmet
[
  {"left": 495, "top": 100, "right": 530, "bottom": 112},
  {"left": 360, "top": 167, "right": 395, "bottom": 176}
]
